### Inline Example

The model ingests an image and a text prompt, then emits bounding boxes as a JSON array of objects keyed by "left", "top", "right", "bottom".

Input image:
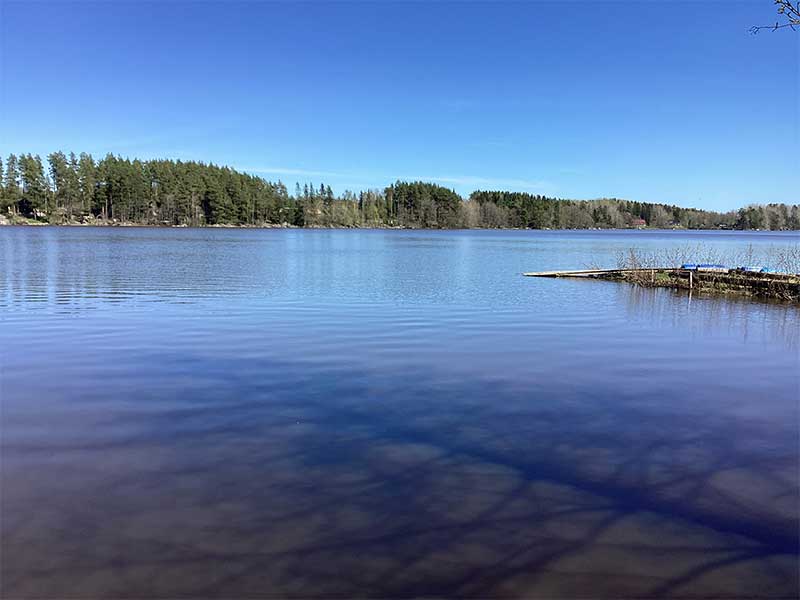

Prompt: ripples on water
[{"left": 1, "top": 228, "right": 798, "bottom": 598}]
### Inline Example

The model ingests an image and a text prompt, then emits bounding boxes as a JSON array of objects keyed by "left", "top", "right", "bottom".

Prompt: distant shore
[
  {"left": 1, "top": 215, "right": 796, "bottom": 232},
  {"left": 4, "top": 152, "right": 797, "bottom": 231}
]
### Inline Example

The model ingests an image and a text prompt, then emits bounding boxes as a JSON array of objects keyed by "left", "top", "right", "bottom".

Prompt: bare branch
[{"left": 751, "top": 0, "right": 800, "bottom": 33}]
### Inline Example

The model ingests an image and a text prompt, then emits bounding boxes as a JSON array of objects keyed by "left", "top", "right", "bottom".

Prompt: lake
[{"left": 1, "top": 227, "right": 798, "bottom": 598}]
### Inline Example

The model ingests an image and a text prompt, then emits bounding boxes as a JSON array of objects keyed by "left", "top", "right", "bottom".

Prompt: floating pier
[
  {"left": 524, "top": 268, "right": 652, "bottom": 278},
  {"left": 524, "top": 267, "right": 800, "bottom": 302}
]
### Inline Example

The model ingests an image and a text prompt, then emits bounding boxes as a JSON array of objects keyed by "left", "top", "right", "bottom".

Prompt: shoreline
[
  {"left": 0, "top": 216, "right": 795, "bottom": 233},
  {"left": 525, "top": 268, "right": 800, "bottom": 303}
]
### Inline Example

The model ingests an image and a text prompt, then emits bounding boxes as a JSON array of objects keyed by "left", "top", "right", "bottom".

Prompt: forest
[{"left": 1, "top": 152, "right": 797, "bottom": 230}]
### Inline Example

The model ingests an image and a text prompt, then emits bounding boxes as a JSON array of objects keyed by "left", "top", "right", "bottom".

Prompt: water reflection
[
  {"left": 619, "top": 284, "right": 800, "bottom": 352},
  {"left": 1, "top": 228, "right": 798, "bottom": 598},
  {"left": 3, "top": 227, "right": 799, "bottom": 313},
  {"left": 2, "top": 363, "right": 797, "bottom": 598}
]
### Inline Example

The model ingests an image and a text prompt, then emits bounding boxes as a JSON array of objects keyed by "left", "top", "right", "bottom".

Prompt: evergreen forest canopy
[{"left": 1, "top": 152, "right": 797, "bottom": 230}]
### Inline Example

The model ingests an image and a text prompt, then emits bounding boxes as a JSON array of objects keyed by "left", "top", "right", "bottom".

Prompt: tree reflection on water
[{"left": 3, "top": 352, "right": 797, "bottom": 598}]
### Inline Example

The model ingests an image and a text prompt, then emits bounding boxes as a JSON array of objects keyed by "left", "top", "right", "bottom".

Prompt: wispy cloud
[
  {"left": 439, "top": 98, "right": 480, "bottom": 111},
  {"left": 237, "top": 166, "right": 349, "bottom": 179},
  {"left": 557, "top": 167, "right": 584, "bottom": 176},
  {"left": 467, "top": 139, "right": 513, "bottom": 149},
  {"left": 234, "top": 164, "right": 558, "bottom": 194},
  {"left": 408, "top": 175, "right": 557, "bottom": 193}
]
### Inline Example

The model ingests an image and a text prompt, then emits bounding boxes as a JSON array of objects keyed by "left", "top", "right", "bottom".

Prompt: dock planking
[
  {"left": 523, "top": 267, "right": 800, "bottom": 301},
  {"left": 523, "top": 268, "right": 657, "bottom": 277}
]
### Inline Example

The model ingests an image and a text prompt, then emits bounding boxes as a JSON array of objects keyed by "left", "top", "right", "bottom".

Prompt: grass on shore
[{"left": 614, "top": 243, "right": 800, "bottom": 276}]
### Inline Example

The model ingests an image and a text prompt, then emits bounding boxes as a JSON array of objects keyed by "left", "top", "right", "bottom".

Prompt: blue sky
[{"left": 0, "top": 1, "right": 797, "bottom": 210}]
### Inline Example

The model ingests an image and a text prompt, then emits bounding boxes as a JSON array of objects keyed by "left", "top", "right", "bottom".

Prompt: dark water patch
[{"left": 1, "top": 228, "right": 798, "bottom": 598}]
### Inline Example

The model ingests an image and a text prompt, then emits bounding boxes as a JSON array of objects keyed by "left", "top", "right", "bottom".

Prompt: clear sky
[{"left": 0, "top": 1, "right": 797, "bottom": 210}]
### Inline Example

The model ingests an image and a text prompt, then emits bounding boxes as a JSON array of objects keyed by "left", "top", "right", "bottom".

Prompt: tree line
[{"left": 1, "top": 152, "right": 797, "bottom": 230}]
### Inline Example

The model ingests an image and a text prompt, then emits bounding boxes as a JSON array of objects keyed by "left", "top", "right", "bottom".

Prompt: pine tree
[
  {"left": 48, "top": 151, "right": 70, "bottom": 219},
  {"left": 19, "top": 154, "right": 48, "bottom": 217},
  {"left": 77, "top": 153, "right": 96, "bottom": 216},
  {"left": 67, "top": 152, "right": 80, "bottom": 218},
  {"left": 4, "top": 154, "right": 22, "bottom": 214}
]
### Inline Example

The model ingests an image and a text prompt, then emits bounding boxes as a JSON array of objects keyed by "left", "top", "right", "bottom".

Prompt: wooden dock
[
  {"left": 523, "top": 267, "right": 800, "bottom": 302},
  {"left": 523, "top": 269, "right": 652, "bottom": 277},
  {"left": 523, "top": 268, "right": 656, "bottom": 277}
]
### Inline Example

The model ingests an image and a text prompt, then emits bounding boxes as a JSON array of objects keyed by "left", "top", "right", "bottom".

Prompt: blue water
[{"left": 1, "top": 228, "right": 798, "bottom": 598}]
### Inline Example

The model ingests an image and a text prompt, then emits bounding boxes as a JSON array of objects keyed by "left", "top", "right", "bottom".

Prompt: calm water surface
[{"left": 1, "top": 228, "right": 798, "bottom": 598}]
